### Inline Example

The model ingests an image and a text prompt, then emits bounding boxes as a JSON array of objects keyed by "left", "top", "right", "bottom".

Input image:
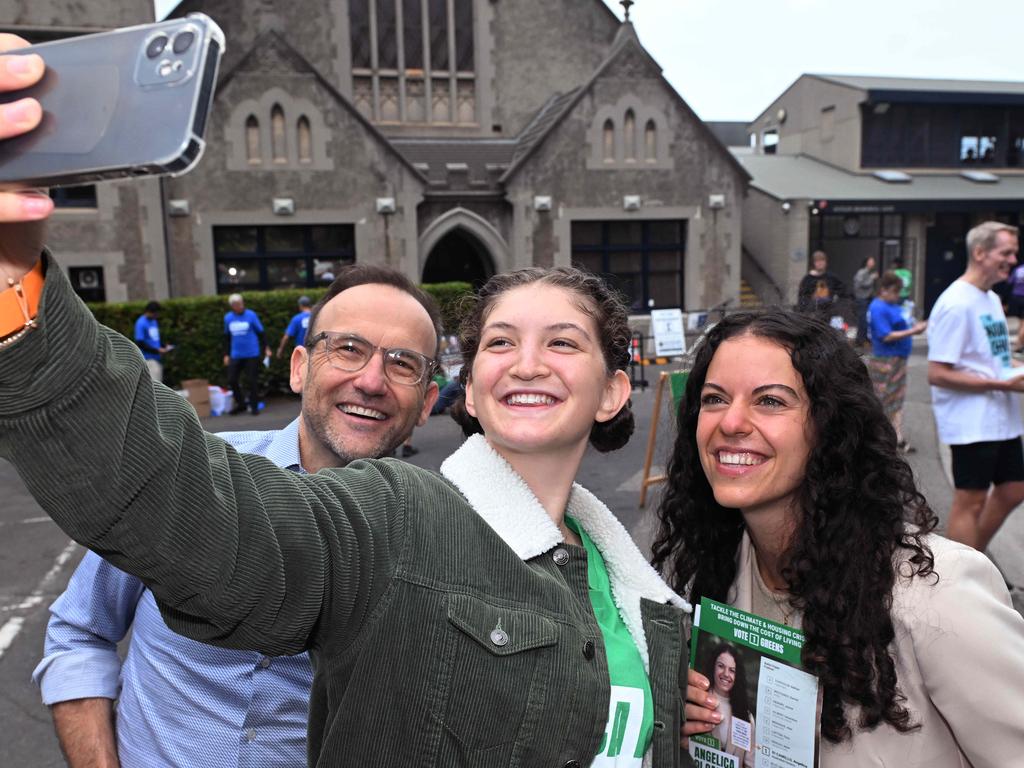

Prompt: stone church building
[{"left": 3, "top": 0, "right": 746, "bottom": 316}]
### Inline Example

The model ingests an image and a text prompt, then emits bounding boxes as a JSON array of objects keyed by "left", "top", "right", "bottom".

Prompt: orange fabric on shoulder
[{"left": 0, "top": 260, "right": 44, "bottom": 339}]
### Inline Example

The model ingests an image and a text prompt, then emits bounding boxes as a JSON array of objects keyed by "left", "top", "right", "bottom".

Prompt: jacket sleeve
[
  {"left": 32, "top": 551, "right": 144, "bottom": 705},
  {"left": 906, "top": 543, "right": 1024, "bottom": 767},
  {"left": 0, "top": 253, "right": 406, "bottom": 657}
]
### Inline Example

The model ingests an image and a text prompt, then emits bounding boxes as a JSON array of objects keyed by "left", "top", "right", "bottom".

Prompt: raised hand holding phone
[{"left": 0, "top": 34, "right": 50, "bottom": 290}]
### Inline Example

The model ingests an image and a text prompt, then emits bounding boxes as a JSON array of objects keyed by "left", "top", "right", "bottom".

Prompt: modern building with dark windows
[
  {"left": 3, "top": 0, "right": 747, "bottom": 317},
  {"left": 734, "top": 74, "right": 1024, "bottom": 313}
]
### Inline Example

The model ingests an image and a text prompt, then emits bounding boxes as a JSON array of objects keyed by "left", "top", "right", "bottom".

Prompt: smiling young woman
[{"left": 653, "top": 309, "right": 1024, "bottom": 768}]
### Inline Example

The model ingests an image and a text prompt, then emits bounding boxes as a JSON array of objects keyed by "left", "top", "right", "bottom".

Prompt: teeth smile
[
  {"left": 340, "top": 404, "right": 386, "bottom": 420},
  {"left": 506, "top": 393, "right": 556, "bottom": 406},
  {"left": 719, "top": 451, "right": 765, "bottom": 466}
]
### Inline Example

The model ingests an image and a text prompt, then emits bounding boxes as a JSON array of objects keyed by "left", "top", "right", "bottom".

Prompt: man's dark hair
[
  {"left": 144, "top": 301, "right": 161, "bottom": 313},
  {"left": 307, "top": 265, "right": 443, "bottom": 358}
]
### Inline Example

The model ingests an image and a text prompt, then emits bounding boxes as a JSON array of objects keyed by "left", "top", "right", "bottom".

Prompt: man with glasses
[{"left": 33, "top": 266, "right": 441, "bottom": 768}]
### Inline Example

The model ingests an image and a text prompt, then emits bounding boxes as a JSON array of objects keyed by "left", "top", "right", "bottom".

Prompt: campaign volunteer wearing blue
[
  {"left": 133, "top": 300, "right": 171, "bottom": 382},
  {"left": 0, "top": 179, "right": 691, "bottom": 768},
  {"left": 276, "top": 295, "right": 312, "bottom": 358},
  {"left": 866, "top": 271, "right": 928, "bottom": 452},
  {"left": 223, "top": 292, "right": 271, "bottom": 415}
]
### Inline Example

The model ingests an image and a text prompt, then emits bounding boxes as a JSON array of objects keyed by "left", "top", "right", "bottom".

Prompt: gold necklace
[{"left": 754, "top": 565, "right": 796, "bottom": 626}]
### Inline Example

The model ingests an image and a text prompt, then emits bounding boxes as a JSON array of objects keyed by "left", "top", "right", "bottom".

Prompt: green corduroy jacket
[{"left": 0, "top": 254, "right": 693, "bottom": 768}]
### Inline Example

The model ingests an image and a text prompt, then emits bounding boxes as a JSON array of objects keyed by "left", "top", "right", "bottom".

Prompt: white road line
[
  {"left": 0, "top": 516, "right": 52, "bottom": 528},
  {"left": 0, "top": 617, "right": 25, "bottom": 655},
  {"left": 0, "top": 539, "right": 80, "bottom": 660}
]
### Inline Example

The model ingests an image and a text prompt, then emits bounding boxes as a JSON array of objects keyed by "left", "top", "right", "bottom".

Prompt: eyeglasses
[{"left": 306, "top": 331, "right": 435, "bottom": 386}]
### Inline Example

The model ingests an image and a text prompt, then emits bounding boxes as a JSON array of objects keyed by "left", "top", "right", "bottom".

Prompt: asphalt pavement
[{"left": 1, "top": 350, "right": 1021, "bottom": 766}]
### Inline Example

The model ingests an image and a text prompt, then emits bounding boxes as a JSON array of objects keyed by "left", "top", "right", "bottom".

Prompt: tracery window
[{"left": 350, "top": 0, "right": 476, "bottom": 125}]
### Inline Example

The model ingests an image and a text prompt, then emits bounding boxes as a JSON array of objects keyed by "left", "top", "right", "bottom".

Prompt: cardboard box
[{"left": 181, "top": 378, "right": 211, "bottom": 405}]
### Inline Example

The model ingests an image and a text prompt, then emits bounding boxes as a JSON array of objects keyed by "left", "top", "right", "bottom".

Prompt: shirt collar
[{"left": 264, "top": 417, "right": 304, "bottom": 472}]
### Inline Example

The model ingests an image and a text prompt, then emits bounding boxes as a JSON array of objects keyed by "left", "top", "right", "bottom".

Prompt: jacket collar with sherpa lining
[{"left": 440, "top": 434, "right": 691, "bottom": 669}]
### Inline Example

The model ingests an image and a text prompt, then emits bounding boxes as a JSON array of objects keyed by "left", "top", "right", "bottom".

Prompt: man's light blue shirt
[{"left": 32, "top": 419, "right": 313, "bottom": 768}]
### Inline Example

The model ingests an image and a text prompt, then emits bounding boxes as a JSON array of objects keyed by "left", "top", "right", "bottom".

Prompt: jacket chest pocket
[{"left": 433, "top": 593, "right": 559, "bottom": 759}]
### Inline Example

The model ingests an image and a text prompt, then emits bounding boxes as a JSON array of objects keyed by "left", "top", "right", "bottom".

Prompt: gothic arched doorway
[{"left": 422, "top": 228, "right": 493, "bottom": 287}]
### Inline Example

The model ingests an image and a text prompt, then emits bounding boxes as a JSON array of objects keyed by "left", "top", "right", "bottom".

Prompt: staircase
[{"left": 740, "top": 279, "right": 761, "bottom": 308}]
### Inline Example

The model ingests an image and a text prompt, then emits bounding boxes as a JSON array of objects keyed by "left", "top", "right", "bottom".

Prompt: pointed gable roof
[
  {"left": 501, "top": 21, "right": 749, "bottom": 183},
  {"left": 216, "top": 29, "right": 427, "bottom": 183}
]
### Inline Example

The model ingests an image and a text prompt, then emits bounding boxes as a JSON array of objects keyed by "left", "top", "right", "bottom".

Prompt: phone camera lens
[
  {"left": 172, "top": 30, "right": 195, "bottom": 54},
  {"left": 146, "top": 34, "right": 169, "bottom": 59}
]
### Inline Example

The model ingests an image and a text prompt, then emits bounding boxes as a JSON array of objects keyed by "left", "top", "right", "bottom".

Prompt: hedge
[{"left": 87, "top": 281, "right": 474, "bottom": 391}]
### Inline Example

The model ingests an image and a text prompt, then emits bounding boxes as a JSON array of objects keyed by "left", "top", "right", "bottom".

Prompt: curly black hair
[
  {"left": 699, "top": 642, "right": 752, "bottom": 723},
  {"left": 651, "top": 309, "right": 937, "bottom": 743},
  {"left": 450, "top": 266, "right": 634, "bottom": 452}
]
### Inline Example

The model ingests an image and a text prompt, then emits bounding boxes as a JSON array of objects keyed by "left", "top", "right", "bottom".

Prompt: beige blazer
[{"left": 724, "top": 532, "right": 1024, "bottom": 768}]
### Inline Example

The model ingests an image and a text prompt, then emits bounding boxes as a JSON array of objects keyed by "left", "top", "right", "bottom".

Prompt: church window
[
  {"left": 603, "top": 119, "right": 615, "bottom": 162},
  {"left": 350, "top": 0, "right": 475, "bottom": 125},
  {"left": 588, "top": 99, "right": 671, "bottom": 170},
  {"left": 624, "top": 110, "right": 636, "bottom": 161},
  {"left": 297, "top": 116, "right": 312, "bottom": 163},
  {"left": 644, "top": 119, "right": 657, "bottom": 161},
  {"left": 245, "top": 115, "right": 261, "bottom": 164},
  {"left": 271, "top": 105, "right": 287, "bottom": 163}
]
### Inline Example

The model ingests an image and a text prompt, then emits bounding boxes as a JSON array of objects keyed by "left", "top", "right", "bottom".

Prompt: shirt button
[
  {"left": 582, "top": 640, "right": 595, "bottom": 660},
  {"left": 489, "top": 628, "right": 509, "bottom": 647},
  {"left": 552, "top": 548, "right": 570, "bottom": 566},
  {"left": 563, "top": 761, "right": 581, "bottom": 768},
  {"left": 258, "top": 656, "right": 271, "bottom": 669},
  {"left": 244, "top": 728, "right": 256, "bottom": 742}
]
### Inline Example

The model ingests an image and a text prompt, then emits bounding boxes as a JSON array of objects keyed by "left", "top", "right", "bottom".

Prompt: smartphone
[{"left": 0, "top": 14, "right": 225, "bottom": 190}]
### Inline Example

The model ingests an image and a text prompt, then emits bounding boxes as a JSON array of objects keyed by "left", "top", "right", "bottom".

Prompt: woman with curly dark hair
[
  {"left": 653, "top": 309, "right": 1024, "bottom": 767},
  {"left": 698, "top": 642, "right": 754, "bottom": 768}
]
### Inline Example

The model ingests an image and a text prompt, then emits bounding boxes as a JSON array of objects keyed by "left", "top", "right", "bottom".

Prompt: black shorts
[
  {"left": 1008, "top": 296, "right": 1024, "bottom": 319},
  {"left": 950, "top": 438, "right": 1024, "bottom": 490}
]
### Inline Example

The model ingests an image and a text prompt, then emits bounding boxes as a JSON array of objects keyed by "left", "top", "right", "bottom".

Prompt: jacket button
[
  {"left": 489, "top": 628, "right": 509, "bottom": 647},
  {"left": 582, "top": 640, "right": 595, "bottom": 659},
  {"left": 563, "top": 762, "right": 581, "bottom": 768},
  {"left": 552, "top": 548, "right": 569, "bottom": 566}
]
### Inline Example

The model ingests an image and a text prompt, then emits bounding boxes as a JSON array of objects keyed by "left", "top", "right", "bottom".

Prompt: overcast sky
[{"left": 156, "top": 0, "right": 1023, "bottom": 121}]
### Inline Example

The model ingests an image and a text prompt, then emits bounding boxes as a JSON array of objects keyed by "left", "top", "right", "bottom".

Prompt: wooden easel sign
[{"left": 639, "top": 370, "right": 688, "bottom": 508}]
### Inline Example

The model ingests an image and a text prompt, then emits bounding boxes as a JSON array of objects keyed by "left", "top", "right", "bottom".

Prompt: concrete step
[{"left": 740, "top": 278, "right": 760, "bottom": 308}]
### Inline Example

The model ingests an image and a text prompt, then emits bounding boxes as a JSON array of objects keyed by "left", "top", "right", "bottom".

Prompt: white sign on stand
[{"left": 650, "top": 308, "right": 686, "bottom": 357}]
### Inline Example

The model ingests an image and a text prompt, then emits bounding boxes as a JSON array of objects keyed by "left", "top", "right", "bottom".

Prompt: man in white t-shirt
[{"left": 928, "top": 221, "right": 1024, "bottom": 551}]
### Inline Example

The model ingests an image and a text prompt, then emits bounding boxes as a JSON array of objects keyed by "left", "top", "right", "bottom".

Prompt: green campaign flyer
[{"left": 688, "top": 598, "right": 822, "bottom": 768}]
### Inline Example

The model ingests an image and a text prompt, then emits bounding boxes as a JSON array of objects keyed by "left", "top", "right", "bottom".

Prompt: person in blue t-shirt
[
  {"left": 223, "top": 293, "right": 271, "bottom": 415},
  {"left": 134, "top": 301, "right": 172, "bottom": 383},
  {"left": 276, "top": 295, "right": 312, "bottom": 359},
  {"left": 866, "top": 272, "right": 928, "bottom": 452}
]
